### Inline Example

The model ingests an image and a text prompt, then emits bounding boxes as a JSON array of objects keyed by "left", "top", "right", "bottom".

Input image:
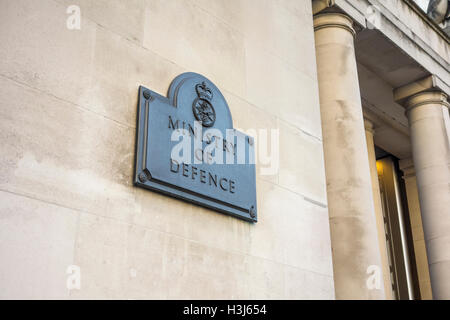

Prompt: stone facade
[
  {"left": 0, "top": 0, "right": 449, "bottom": 300},
  {"left": 0, "top": 0, "right": 334, "bottom": 299}
]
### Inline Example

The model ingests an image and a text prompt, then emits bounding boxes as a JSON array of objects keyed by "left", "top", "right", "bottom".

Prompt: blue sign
[{"left": 134, "top": 73, "right": 257, "bottom": 222}]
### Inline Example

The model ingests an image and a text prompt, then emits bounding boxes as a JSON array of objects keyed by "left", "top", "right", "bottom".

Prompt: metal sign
[{"left": 134, "top": 72, "right": 257, "bottom": 222}]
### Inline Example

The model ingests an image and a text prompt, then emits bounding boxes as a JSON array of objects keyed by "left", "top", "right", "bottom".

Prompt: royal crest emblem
[{"left": 192, "top": 81, "right": 216, "bottom": 127}]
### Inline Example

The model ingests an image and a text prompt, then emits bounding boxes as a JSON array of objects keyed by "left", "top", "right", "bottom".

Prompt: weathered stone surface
[
  {"left": 315, "top": 13, "right": 385, "bottom": 299},
  {"left": 0, "top": 77, "right": 138, "bottom": 223},
  {"left": 224, "top": 90, "right": 279, "bottom": 184},
  {"left": 56, "top": 0, "right": 147, "bottom": 44},
  {"left": 0, "top": 0, "right": 96, "bottom": 112},
  {"left": 245, "top": 45, "right": 323, "bottom": 139},
  {"left": 278, "top": 121, "right": 327, "bottom": 204},
  {"left": 0, "top": 0, "right": 334, "bottom": 299},
  {"left": 143, "top": 0, "right": 247, "bottom": 98},
  {"left": 0, "top": 191, "right": 78, "bottom": 299},
  {"left": 70, "top": 211, "right": 333, "bottom": 299}
]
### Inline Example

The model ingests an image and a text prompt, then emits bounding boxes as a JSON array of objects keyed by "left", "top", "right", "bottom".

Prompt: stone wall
[{"left": 0, "top": 0, "right": 334, "bottom": 299}]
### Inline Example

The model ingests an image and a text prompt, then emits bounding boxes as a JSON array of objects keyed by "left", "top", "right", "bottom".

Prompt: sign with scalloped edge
[{"left": 134, "top": 73, "right": 257, "bottom": 222}]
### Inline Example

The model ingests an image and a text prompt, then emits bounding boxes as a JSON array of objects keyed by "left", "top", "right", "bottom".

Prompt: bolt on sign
[{"left": 134, "top": 73, "right": 257, "bottom": 222}]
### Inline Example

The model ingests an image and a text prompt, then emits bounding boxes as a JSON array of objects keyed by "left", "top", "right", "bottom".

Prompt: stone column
[
  {"left": 404, "top": 91, "right": 450, "bottom": 299},
  {"left": 364, "top": 119, "right": 393, "bottom": 299},
  {"left": 399, "top": 159, "right": 433, "bottom": 299},
  {"left": 314, "top": 13, "right": 386, "bottom": 299}
]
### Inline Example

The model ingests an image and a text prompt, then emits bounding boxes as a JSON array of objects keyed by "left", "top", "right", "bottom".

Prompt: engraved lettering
[
  {"left": 209, "top": 173, "right": 217, "bottom": 187},
  {"left": 229, "top": 180, "right": 236, "bottom": 193},
  {"left": 219, "top": 178, "right": 228, "bottom": 191},
  {"left": 191, "top": 166, "right": 198, "bottom": 180},
  {"left": 170, "top": 159, "right": 179, "bottom": 173},
  {"left": 188, "top": 123, "right": 197, "bottom": 138},
  {"left": 168, "top": 115, "right": 179, "bottom": 130},
  {"left": 182, "top": 163, "right": 189, "bottom": 177},
  {"left": 200, "top": 170, "right": 206, "bottom": 183},
  {"left": 170, "top": 161, "right": 235, "bottom": 193}
]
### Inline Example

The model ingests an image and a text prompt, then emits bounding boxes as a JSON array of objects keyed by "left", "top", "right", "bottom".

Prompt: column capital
[
  {"left": 364, "top": 118, "right": 375, "bottom": 134},
  {"left": 405, "top": 91, "right": 449, "bottom": 115},
  {"left": 399, "top": 158, "right": 416, "bottom": 179},
  {"left": 313, "top": 13, "right": 355, "bottom": 37},
  {"left": 393, "top": 75, "right": 450, "bottom": 108},
  {"left": 312, "top": 0, "right": 335, "bottom": 15}
]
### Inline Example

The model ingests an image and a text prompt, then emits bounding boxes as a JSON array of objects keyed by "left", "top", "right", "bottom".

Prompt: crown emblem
[
  {"left": 195, "top": 81, "right": 213, "bottom": 101},
  {"left": 192, "top": 81, "right": 216, "bottom": 127}
]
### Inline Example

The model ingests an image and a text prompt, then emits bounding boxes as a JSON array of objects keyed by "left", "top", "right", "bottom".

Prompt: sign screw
[
  {"left": 143, "top": 90, "right": 152, "bottom": 100},
  {"left": 138, "top": 172, "right": 148, "bottom": 183},
  {"left": 249, "top": 206, "right": 256, "bottom": 218}
]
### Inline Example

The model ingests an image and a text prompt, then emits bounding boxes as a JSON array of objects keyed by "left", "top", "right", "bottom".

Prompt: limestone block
[
  {"left": 0, "top": 191, "right": 78, "bottom": 299},
  {"left": 0, "top": 77, "right": 138, "bottom": 223},
  {"left": 71, "top": 213, "right": 167, "bottom": 299},
  {"left": 0, "top": 0, "right": 335, "bottom": 300},
  {"left": 132, "top": 171, "right": 332, "bottom": 278},
  {"left": 284, "top": 265, "right": 334, "bottom": 299},
  {"left": 282, "top": 199, "right": 333, "bottom": 276},
  {"left": 278, "top": 121, "right": 327, "bottom": 204},
  {"left": 247, "top": 181, "right": 290, "bottom": 265},
  {"left": 241, "top": 0, "right": 316, "bottom": 79},
  {"left": 194, "top": 0, "right": 316, "bottom": 79},
  {"left": 70, "top": 213, "right": 273, "bottom": 299},
  {"left": 133, "top": 186, "right": 252, "bottom": 259},
  {"left": 426, "top": 235, "right": 450, "bottom": 265},
  {"left": 143, "top": 0, "right": 246, "bottom": 98},
  {"left": 0, "top": 0, "right": 96, "bottom": 111},
  {"left": 55, "top": 0, "right": 146, "bottom": 44},
  {"left": 250, "top": 180, "right": 333, "bottom": 276},
  {"left": 429, "top": 261, "right": 450, "bottom": 299},
  {"left": 0, "top": 0, "right": 183, "bottom": 127},
  {"left": 223, "top": 90, "right": 279, "bottom": 184},
  {"left": 172, "top": 240, "right": 249, "bottom": 299},
  {"left": 78, "top": 26, "right": 183, "bottom": 127},
  {"left": 245, "top": 45, "right": 323, "bottom": 139},
  {"left": 245, "top": 255, "right": 285, "bottom": 299}
]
